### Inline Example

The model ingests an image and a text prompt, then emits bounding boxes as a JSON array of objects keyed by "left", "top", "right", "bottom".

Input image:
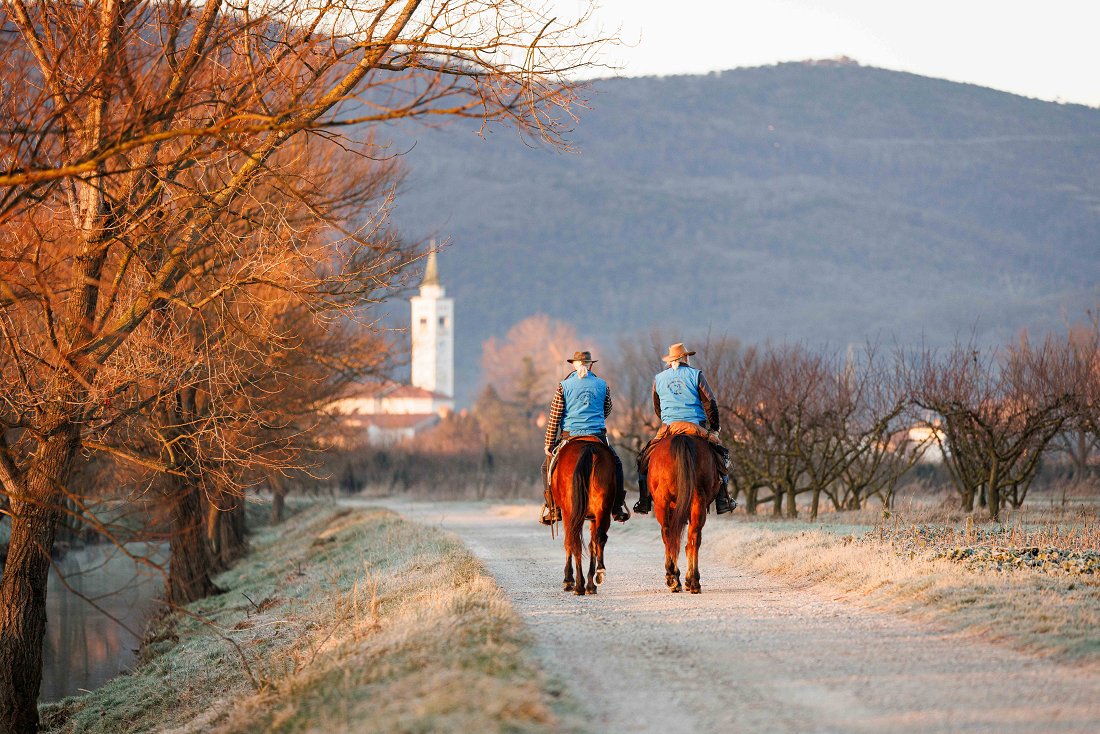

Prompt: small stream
[{"left": 39, "top": 542, "right": 166, "bottom": 702}]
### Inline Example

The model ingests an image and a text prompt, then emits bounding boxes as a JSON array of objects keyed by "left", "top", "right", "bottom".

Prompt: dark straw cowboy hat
[
  {"left": 662, "top": 343, "right": 696, "bottom": 362},
  {"left": 565, "top": 350, "right": 598, "bottom": 364}
]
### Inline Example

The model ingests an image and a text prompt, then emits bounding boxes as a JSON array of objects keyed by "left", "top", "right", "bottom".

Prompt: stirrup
[
  {"left": 540, "top": 505, "right": 558, "bottom": 525},
  {"left": 715, "top": 496, "right": 736, "bottom": 515},
  {"left": 633, "top": 498, "right": 651, "bottom": 515},
  {"left": 613, "top": 506, "right": 630, "bottom": 523}
]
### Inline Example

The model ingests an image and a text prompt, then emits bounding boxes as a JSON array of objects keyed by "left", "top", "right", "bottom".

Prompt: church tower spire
[
  {"left": 422, "top": 249, "right": 440, "bottom": 287},
  {"left": 410, "top": 245, "right": 454, "bottom": 399}
]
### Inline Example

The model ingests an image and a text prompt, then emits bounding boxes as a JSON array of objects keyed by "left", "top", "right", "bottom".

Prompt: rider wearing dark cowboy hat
[
  {"left": 634, "top": 343, "right": 736, "bottom": 515},
  {"left": 541, "top": 350, "right": 631, "bottom": 526}
]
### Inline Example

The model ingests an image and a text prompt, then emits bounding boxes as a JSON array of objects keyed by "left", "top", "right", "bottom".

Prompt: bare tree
[
  {"left": 1059, "top": 314, "right": 1100, "bottom": 484},
  {"left": 906, "top": 336, "right": 1075, "bottom": 521},
  {"left": 825, "top": 348, "right": 922, "bottom": 514},
  {"left": 479, "top": 314, "right": 583, "bottom": 416},
  {"left": 713, "top": 345, "right": 826, "bottom": 518},
  {"left": 709, "top": 343, "right": 916, "bottom": 520},
  {"left": 0, "top": 1, "right": 610, "bottom": 727}
]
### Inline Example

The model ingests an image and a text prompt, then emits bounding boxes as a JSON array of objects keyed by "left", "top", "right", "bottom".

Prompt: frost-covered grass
[
  {"left": 712, "top": 512, "right": 1100, "bottom": 664},
  {"left": 40, "top": 503, "right": 568, "bottom": 734}
]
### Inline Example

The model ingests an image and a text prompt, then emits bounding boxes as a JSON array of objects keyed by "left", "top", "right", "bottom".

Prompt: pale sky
[{"left": 556, "top": 0, "right": 1100, "bottom": 107}]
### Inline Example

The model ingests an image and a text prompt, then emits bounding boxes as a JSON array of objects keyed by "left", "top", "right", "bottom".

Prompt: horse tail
[
  {"left": 666, "top": 434, "right": 697, "bottom": 553},
  {"left": 566, "top": 445, "right": 594, "bottom": 559}
]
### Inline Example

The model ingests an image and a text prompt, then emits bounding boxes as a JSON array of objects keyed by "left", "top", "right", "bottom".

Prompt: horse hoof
[
  {"left": 689, "top": 586, "right": 701, "bottom": 594},
  {"left": 563, "top": 582, "right": 574, "bottom": 592},
  {"left": 670, "top": 585, "right": 681, "bottom": 593},
  {"left": 595, "top": 569, "right": 605, "bottom": 585},
  {"left": 586, "top": 584, "right": 597, "bottom": 594},
  {"left": 574, "top": 586, "right": 586, "bottom": 596}
]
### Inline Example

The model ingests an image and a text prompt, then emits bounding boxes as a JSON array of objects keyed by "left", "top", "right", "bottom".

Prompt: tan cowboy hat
[
  {"left": 565, "top": 350, "right": 598, "bottom": 364},
  {"left": 662, "top": 343, "right": 695, "bottom": 362}
]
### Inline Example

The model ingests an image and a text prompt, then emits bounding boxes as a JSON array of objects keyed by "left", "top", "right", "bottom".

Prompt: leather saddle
[{"left": 547, "top": 434, "right": 605, "bottom": 485}]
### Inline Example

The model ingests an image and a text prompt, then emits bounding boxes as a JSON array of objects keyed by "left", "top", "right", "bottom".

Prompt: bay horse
[
  {"left": 549, "top": 438, "right": 617, "bottom": 595},
  {"left": 647, "top": 434, "right": 721, "bottom": 593}
]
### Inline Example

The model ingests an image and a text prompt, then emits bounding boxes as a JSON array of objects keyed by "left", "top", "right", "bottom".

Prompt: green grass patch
[{"left": 41, "top": 503, "right": 568, "bottom": 734}]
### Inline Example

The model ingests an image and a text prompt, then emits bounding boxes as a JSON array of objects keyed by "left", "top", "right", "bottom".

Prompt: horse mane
[{"left": 666, "top": 434, "right": 697, "bottom": 553}]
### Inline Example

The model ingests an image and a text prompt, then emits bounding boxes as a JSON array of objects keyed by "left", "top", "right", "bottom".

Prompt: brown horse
[
  {"left": 647, "top": 434, "right": 721, "bottom": 593},
  {"left": 549, "top": 438, "right": 617, "bottom": 595}
]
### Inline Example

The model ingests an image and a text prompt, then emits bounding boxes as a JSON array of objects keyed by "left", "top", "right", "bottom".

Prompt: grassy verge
[
  {"left": 710, "top": 513, "right": 1100, "bottom": 665},
  {"left": 41, "top": 503, "right": 571, "bottom": 734}
]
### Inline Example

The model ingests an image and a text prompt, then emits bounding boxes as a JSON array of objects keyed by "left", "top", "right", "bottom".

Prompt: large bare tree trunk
[
  {"left": 209, "top": 496, "right": 248, "bottom": 570},
  {"left": 167, "top": 478, "right": 219, "bottom": 605},
  {"left": 988, "top": 482, "right": 1002, "bottom": 522},
  {"left": 744, "top": 485, "right": 758, "bottom": 516},
  {"left": 270, "top": 487, "right": 287, "bottom": 525},
  {"left": 160, "top": 387, "right": 219, "bottom": 603},
  {"left": 0, "top": 429, "right": 78, "bottom": 733}
]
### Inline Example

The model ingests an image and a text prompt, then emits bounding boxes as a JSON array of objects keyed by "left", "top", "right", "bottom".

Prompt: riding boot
[
  {"left": 611, "top": 456, "right": 630, "bottom": 522},
  {"left": 541, "top": 488, "right": 561, "bottom": 526},
  {"left": 633, "top": 476, "right": 652, "bottom": 514},
  {"left": 715, "top": 475, "right": 736, "bottom": 515}
]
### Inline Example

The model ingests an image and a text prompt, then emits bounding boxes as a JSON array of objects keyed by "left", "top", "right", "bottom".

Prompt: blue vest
[
  {"left": 560, "top": 372, "right": 607, "bottom": 435},
  {"left": 655, "top": 365, "right": 707, "bottom": 425}
]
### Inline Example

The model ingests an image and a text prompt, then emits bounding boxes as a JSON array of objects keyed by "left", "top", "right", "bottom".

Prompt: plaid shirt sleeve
[
  {"left": 544, "top": 383, "right": 565, "bottom": 451},
  {"left": 698, "top": 372, "right": 720, "bottom": 431}
]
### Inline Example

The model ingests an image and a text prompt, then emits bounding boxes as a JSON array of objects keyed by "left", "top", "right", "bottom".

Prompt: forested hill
[{"left": 383, "top": 61, "right": 1100, "bottom": 406}]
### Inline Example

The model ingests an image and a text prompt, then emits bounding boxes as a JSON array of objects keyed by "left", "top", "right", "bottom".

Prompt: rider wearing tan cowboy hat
[
  {"left": 541, "top": 350, "right": 630, "bottom": 525},
  {"left": 634, "top": 343, "right": 736, "bottom": 515}
]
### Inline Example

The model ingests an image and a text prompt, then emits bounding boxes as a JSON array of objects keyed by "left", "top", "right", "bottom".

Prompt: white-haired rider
[{"left": 541, "top": 350, "right": 630, "bottom": 526}]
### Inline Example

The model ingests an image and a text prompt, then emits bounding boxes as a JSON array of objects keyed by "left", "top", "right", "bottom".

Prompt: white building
[
  {"left": 410, "top": 250, "right": 454, "bottom": 399},
  {"left": 332, "top": 384, "right": 452, "bottom": 445},
  {"left": 331, "top": 250, "right": 455, "bottom": 445},
  {"left": 886, "top": 422, "right": 946, "bottom": 464}
]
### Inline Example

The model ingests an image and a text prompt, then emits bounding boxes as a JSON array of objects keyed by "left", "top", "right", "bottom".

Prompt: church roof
[{"left": 421, "top": 249, "right": 440, "bottom": 287}]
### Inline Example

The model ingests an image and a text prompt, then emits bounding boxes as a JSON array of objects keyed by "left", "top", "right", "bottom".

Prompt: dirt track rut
[{"left": 355, "top": 499, "right": 1100, "bottom": 734}]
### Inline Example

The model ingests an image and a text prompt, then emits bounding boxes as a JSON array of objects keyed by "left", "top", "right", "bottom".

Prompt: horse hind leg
[
  {"left": 685, "top": 520, "right": 703, "bottom": 594},
  {"left": 593, "top": 517, "right": 609, "bottom": 585},
  {"left": 594, "top": 533, "right": 607, "bottom": 585},
  {"left": 573, "top": 551, "right": 586, "bottom": 596},
  {"left": 661, "top": 525, "right": 682, "bottom": 592}
]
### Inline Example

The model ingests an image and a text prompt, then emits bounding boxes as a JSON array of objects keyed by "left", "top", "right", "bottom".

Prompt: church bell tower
[{"left": 410, "top": 249, "right": 454, "bottom": 398}]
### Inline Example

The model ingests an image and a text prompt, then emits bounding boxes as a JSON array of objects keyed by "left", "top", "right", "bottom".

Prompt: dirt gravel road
[{"left": 355, "top": 499, "right": 1100, "bottom": 734}]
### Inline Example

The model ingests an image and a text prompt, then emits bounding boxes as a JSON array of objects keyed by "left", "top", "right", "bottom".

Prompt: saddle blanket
[
  {"left": 644, "top": 422, "right": 730, "bottom": 471},
  {"left": 655, "top": 421, "right": 712, "bottom": 441}
]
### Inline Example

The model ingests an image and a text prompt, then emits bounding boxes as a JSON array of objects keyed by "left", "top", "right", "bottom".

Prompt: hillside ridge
[{"left": 382, "top": 62, "right": 1100, "bottom": 405}]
